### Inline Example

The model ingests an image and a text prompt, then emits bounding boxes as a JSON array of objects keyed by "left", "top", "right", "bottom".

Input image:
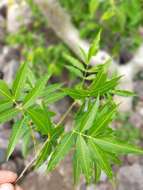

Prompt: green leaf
[
  {"left": 28, "top": 108, "right": 52, "bottom": 135},
  {"left": 63, "top": 53, "right": 85, "bottom": 71},
  {"left": 22, "top": 127, "right": 31, "bottom": 157},
  {"left": 76, "top": 135, "right": 92, "bottom": 181},
  {"left": 89, "top": 103, "right": 117, "bottom": 136},
  {"left": 79, "top": 47, "right": 88, "bottom": 64},
  {"left": 88, "top": 139, "right": 113, "bottom": 179},
  {"left": 73, "top": 152, "right": 81, "bottom": 184},
  {"left": 7, "top": 118, "right": 25, "bottom": 160},
  {"left": 0, "top": 80, "right": 12, "bottom": 100},
  {"left": 47, "top": 132, "right": 75, "bottom": 171},
  {"left": 77, "top": 96, "right": 100, "bottom": 132},
  {"left": 93, "top": 138, "right": 143, "bottom": 154},
  {"left": 0, "top": 99, "right": 13, "bottom": 112},
  {"left": 12, "top": 62, "right": 28, "bottom": 99},
  {"left": 35, "top": 140, "right": 52, "bottom": 168},
  {"left": 27, "top": 67, "right": 36, "bottom": 88},
  {"left": 0, "top": 108, "right": 18, "bottom": 124},
  {"left": 89, "top": 69, "right": 107, "bottom": 90},
  {"left": 90, "top": 76, "right": 122, "bottom": 96},
  {"left": 41, "top": 83, "right": 63, "bottom": 97},
  {"left": 101, "top": 9, "right": 115, "bottom": 21},
  {"left": 63, "top": 88, "right": 89, "bottom": 99},
  {"left": 23, "top": 75, "right": 50, "bottom": 108},
  {"left": 89, "top": 0, "right": 99, "bottom": 18},
  {"left": 44, "top": 91, "right": 66, "bottom": 105},
  {"left": 65, "top": 65, "right": 83, "bottom": 78},
  {"left": 95, "top": 164, "right": 101, "bottom": 183},
  {"left": 88, "top": 30, "right": 101, "bottom": 62},
  {"left": 112, "top": 89, "right": 136, "bottom": 97}
]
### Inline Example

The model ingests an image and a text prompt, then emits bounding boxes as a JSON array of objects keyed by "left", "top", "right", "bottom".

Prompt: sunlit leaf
[
  {"left": 88, "top": 139, "right": 113, "bottom": 179},
  {"left": 0, "top": 108, "right": 18, "bottom": 124},
  {"left": 44, "top": 91, "right": 66, "bottom": 105},
  {"left": 93, "top": 138, "right": 143, "bottom": 154},
  {"left": 7, "top": 118, "right": 25, "bottom": 160},
  {"left": 63, "top": 53, "right": 85, "bottom": 71},
  {"left": 73, "top": 152, "right": 81, "bottom": 184},
  {"left": 28, "top": 108, "right": 52, "bottom": 135},
  {"left": 47, "top": 132, "right": 75, "bottom": 171},
  {"left": 112, "top": 89, "right": 136, "bottom": 97},
  {"left": 35, "top": 140, "right": 52, "bottom": 168},
  {"left": 76, "top": 96, "right": 99, "bottom": 132},
  {"left": 12, "top": 62, "right": 28, "bottom": 99},
  {"left": 76, "top": 135, "right": 92, "bottom": 182},
  {"left": 23, "top": 75, "right": 50, "bottom": 108},
  {"left": 88, "top": 30, "right": 101, "bottom": 62},
  {"left": 0, "top": 99, "right": 13, "bottom": 112},
  {"left": 0, "top": 80, "right": 12, "bottom": 100}
]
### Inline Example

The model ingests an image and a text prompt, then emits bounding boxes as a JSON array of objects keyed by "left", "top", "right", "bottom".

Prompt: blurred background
[{"left": 0, "top": 0, "right": 143, "bottom": 189}]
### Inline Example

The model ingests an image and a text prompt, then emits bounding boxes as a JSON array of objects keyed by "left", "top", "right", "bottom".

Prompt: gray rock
[
  {"left": 0, "top": 15, "right": 5, "bottom": 42},
  {"left": 1, "top": 161, "right": 17, "bottom": 173},
  {"left": 87, "top": 183, "right": 113, "bottom": 190},
  {"left": 7, "top": 1, "right": 32, "bottom": 33},
  {"left": 0, "top": 0, "right": 7, "bottom": 9},
  {"left": 117, "top": 164, "right": 143, "bottom": 190}
]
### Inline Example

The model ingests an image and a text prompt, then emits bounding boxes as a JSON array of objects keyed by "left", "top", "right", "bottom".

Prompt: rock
[
  {"left": 21, "top": 170, "right": 73, "bottom": 190},
  {"left": 86, "top": 184, "right": 96, "bottom": 190},
  {"left": 7, "top": 1, "right": 32, "bottom": 33},
  {"left": 0, "top": 0, "right": 7, "bottom": 9},
  {"left": 117, "top": 164, "right": 143, "bottom": 190},
  {"left": 100, "top": 171, "right": 107, "bottom": 182},
  {"left": 0, "top": 15, "right": 6, "bottom": 42},
  {"left": 0, "top": 148, "right": 6, "bottom": 164},
  {"left": 129, "top": 112, "right": 143, "bottom": 129},
  {"left": 127, "top": 155, "right": 139, "bottom": 165},
  {"left": 87, "top": 183, "right": 113, "bottom": 190},
  {"left": 1, "top": 161, "right": 17, "bottom": 173}
]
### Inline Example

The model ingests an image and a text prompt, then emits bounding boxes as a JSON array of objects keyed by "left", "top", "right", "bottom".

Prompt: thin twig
[
  {"left": 56, "top": 101, "right": 77, "bottom": 127},
  {"left": 15, "top": 157, "right": 36, "bottom": 184},
  {"left": 16, "top": 101, "right": 77, "bottom": 183}
]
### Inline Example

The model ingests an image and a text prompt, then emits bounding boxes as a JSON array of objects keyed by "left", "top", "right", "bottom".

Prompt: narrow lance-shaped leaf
[
  {"left": 23, "top": 75, "right": 50, "bottom": 109},
  {"left": 89, "top": 0, "right": 99, "bottom": 18},
  {"left": 0, "top": 99, "right": 13, "bottom": 112},
  {"left": 76, "top": 135, "right": 92, "bottom": 182},
  {"left": 12, "top": 62, "right": 28, "bottom": 99},
  {"left": 77, "top": 96, "right": 100, "bottom": 132},
  {"left": 89, "top": 103, "right": 117, "bottom": 136},
  {"left": 111, "top": 89, "right": 136, "bottom": 97},
  {"left": 63, "top": 53, "right": 85, "bottom": 71},
  {"left": 65, "top": 65, "right": 83, "bottom": 78},
  {"left": 89, "top": 69, "right": 107, "bottom": 90},
  {"left": 93, "top": 138, "right": 143, "bottom": 154},
  {"left": 22, "top": 127, "right": 31, "bottom": 157},
  {"left": 35, "top": 140, "right": 52, "bottom": 168},
  {"left": 79, "top": 47, "right": 88, "bottom": 64},
  {"left": 44, "top": 91, "right": 66, "bottom": 105},
  {"left": 28, "top": 108, "right": 52, "bottom": 135},
  {"left": 0, "top": 108, "right": 19, "bottom": 124},
  {"left": 7, "top": 118, "right": 25, "bottom": 160},
  {"left": 88, "top": 30, "right": 101, "bottom": 62},
  {"left": 41, "top": 83, "right": 63, "bottom": 97},
  {"left": 47, "top": 132, "right": 75, "bottom": 171},
  {"left": 88, "top": 139, "right": 113, "bottom": 179},
  {"left": 0, "top": 80, "right": 12, "bottom": 101},
  {"left": 95, "top": 164, "right": 101, "bottom": 183},
  {"left": 73, "top": 152, "right": 81, "bottom": 184}
]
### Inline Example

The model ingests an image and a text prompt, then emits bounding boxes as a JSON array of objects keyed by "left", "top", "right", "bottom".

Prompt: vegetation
[{"left": 0, "top": 31, "right": 142, "bottom": 185}]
